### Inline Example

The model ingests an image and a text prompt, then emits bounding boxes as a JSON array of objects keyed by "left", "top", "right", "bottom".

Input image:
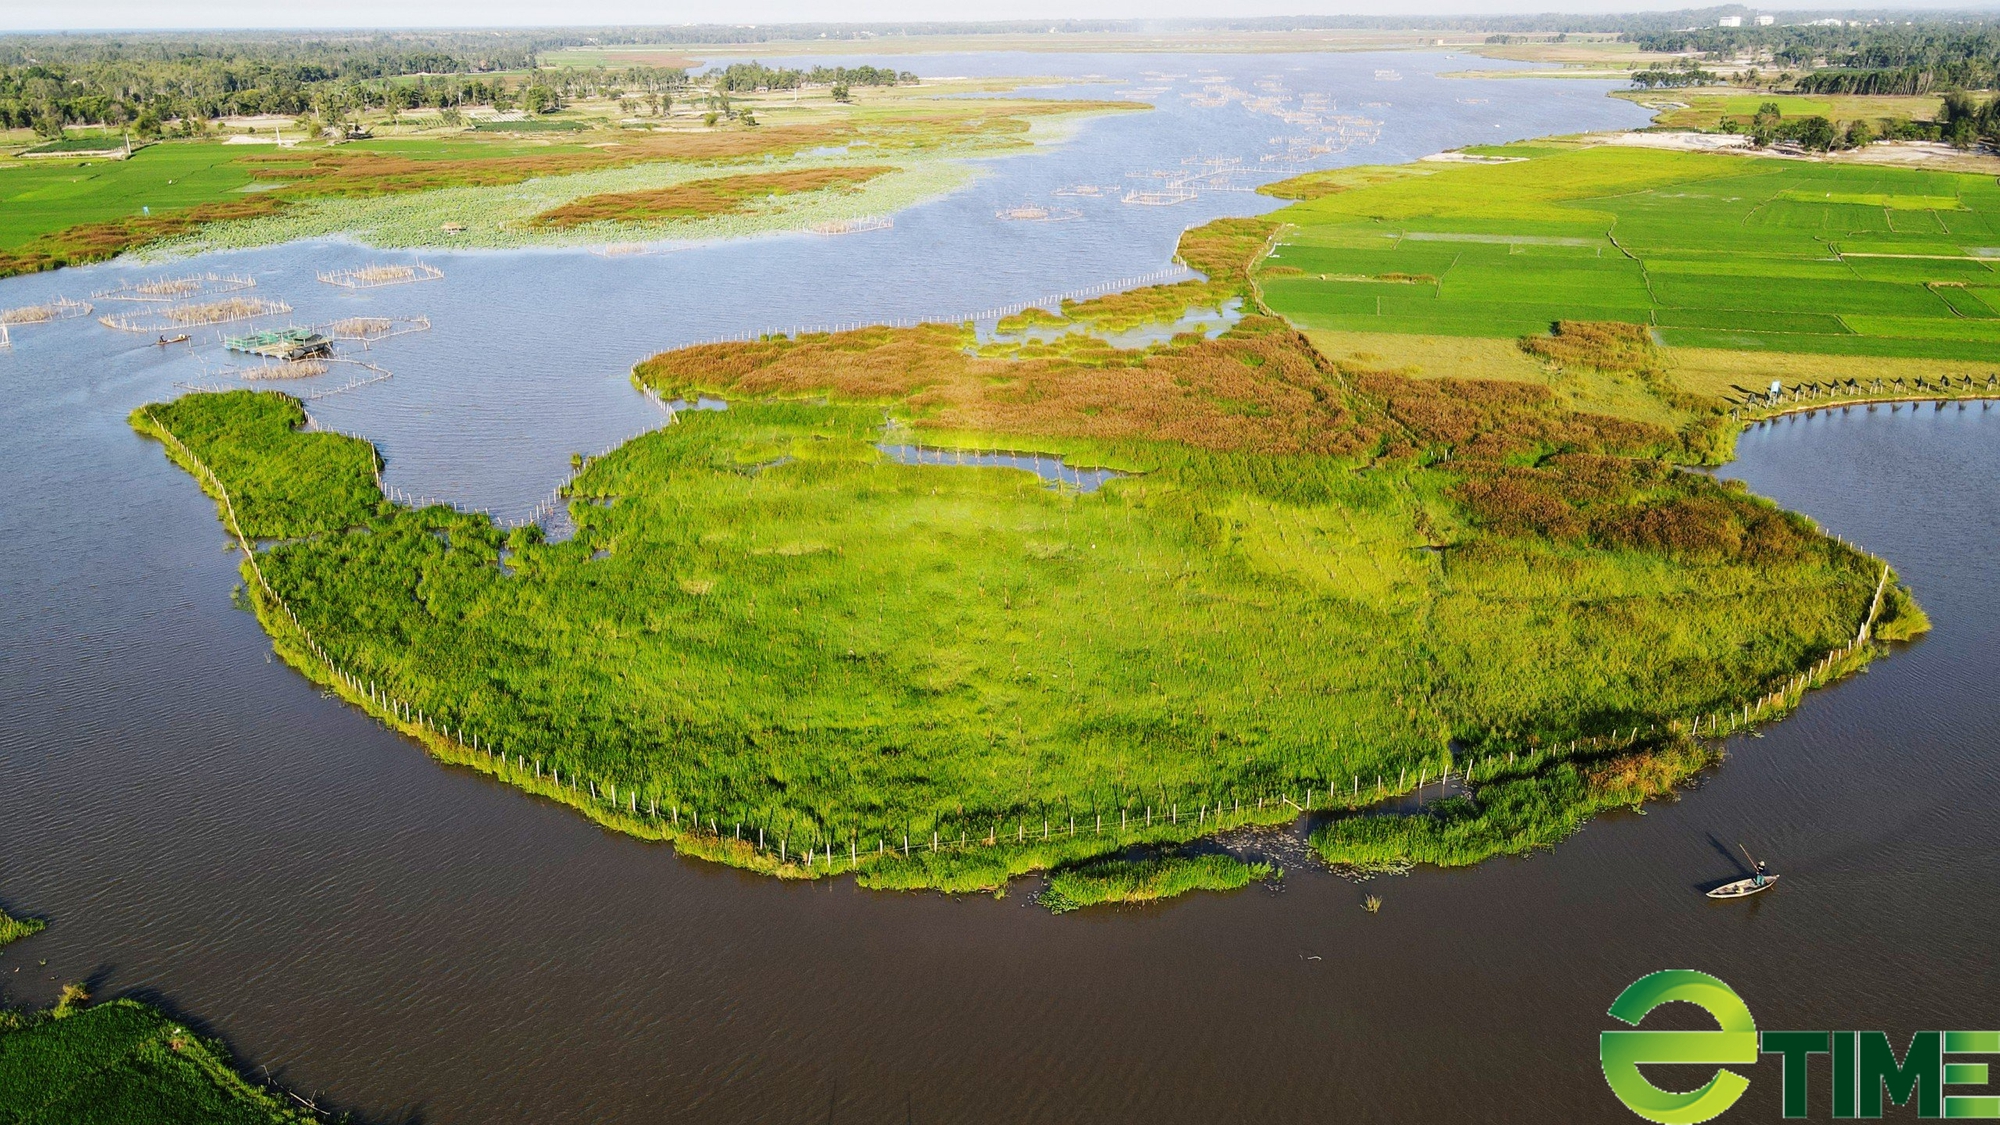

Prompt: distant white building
[
  {"left": 1755, "top": 14, "right": 1775, "bottom": 25},
  {"left": 1718, "top": 15, "right": 1742, "bottom": 27}
]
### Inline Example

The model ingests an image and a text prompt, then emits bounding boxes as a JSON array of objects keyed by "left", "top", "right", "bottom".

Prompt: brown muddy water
[
  {"left": 0, "top": 52, "right": 1989, "bottom": 1124},
  {"left": 4, "top": 391, "right": 1996, "bottom": 1122}
]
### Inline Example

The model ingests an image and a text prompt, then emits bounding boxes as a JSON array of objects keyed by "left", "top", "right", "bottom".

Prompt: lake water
[{"left": 11, "top": 51, "right": 1994, "bottom": 1125}]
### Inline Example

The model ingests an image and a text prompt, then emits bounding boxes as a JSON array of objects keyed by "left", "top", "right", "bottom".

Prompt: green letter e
[{"left": 1601, "top": 970, "right": 1759, "bottom": 1125}]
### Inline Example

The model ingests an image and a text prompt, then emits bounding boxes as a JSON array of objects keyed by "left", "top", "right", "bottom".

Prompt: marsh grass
[
  {"left": 0, "top": 96, "right": 1133, "bottom": 278},
  {"left": 130, "top": 393, "right": 379, "bottom": 538},
  {"left": 1520, "top": 320, "right": 1660, "bottom": 373},
  {"left": 148, "top": 100, "right": 1125, "bottom": 258},
  {"left": 1041, "top": 855, "right": 1273, "bottom": 913},
  {"left": 0, "top": 996, "right": 312, "bottom": 1124},
  {"left": 0, "top": 908, "right": 43, "bottom": 948},
  {"left": 531, "top": 166, "right": 895, "bottom": 227},
  {"left": 1313, "top": 739, "right": 1719, "bottom": 871}
]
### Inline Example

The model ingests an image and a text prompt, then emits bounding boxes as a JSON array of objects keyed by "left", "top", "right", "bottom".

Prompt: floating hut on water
[{"left": 224, "top": 327, "right": 332, "bottom": 361}]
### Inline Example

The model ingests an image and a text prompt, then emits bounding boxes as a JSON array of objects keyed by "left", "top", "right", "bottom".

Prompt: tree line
[
  {"left": 1634, "top": 23, "right": 2000, "bottom": 93},
  {"left": 1629, "top": 58, "right": 1722, "bottom": 89},
  {"left": 1712, "top": 98, "right": 1993, "bottom": 152},
  {"left": 0, "top": 32, "right": 697, "bottom": 138},
  {"left": 705, "top": 62, "right": 916, "bottom": 93},
  {"left": 0, "top": 29, "right": 926, "bottom": 139}
]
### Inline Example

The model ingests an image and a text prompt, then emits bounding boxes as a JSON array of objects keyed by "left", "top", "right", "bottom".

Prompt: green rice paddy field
[
  {"left": 0, "top": 144, "right": 257, "bottom": 251},
  {"left": 1259, "top": 143, "right": 2000, "bottom": 361}
]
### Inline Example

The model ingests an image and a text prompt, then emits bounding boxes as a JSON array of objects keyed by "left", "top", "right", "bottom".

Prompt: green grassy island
[
  {"left": 0, "top": 991, "right": 314, "bottom": 1125},
  {"left": 135, "top": 147, "right": 1947, "bottom": 909}
]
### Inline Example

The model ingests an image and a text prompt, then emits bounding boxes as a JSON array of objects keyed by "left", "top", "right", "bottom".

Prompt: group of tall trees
[
  {"left": 1628, "top": 58, "right": 1721, "bottom": 88},
  {"left": 0, "top": 36, "right": 539, "bottom": 136},
  {"left": 1615, "top": 20, "right": 2000, "bottom": 152},
  {"left": 0, "top": 59, "right": 677, "bottom": 137},
  {"left": 1636, "top": 23, "right": 2000, "bottom": 96},
  {"left": 0, "top": 29, "right": 913, "bottom": 139},
  {"left": 1934, "top": 90, "right": 2000, "bottom": 147},
  {"left": 705, "top": 62, "right": 915, "bottom": 93}
]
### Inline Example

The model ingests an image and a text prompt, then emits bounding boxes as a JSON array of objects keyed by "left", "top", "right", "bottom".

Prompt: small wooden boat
[
  {"left": 1708, "top": 842, "right": 1778, "bottom": 898},
  {"left": 156, "top": 333, "right": 191, "bottom": 346},
  {"left": 1707, "top": 874, "right": 1779, "bottom": 899}
]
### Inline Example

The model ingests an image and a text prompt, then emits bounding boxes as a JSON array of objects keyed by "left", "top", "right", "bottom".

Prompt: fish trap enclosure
[
  {"left": 996, "top": 204, "right": 1083, "bottom": 222},
  {"left": 1121, "top": 187, "right": 1197, "bottom": 206},
  {"left": 232, "top": 357, "right": 331, "bottom": 379},
  {"left": 99, "top": 298, "right": 292, "bottom": 332},
  {"left": 0, "top": 297, "right": 93, "bottom": 325},
  {"left": 315, "top": 262, "right": 445, "bottom": 288},
  {"left": 322, "top": 315, "right": 431, "bottom": 344},
  {"left": 208, "top": 356, "right": 393, "bottom": 399},
  {"left": 91, "top": 272, "right": 256, "bottom": 303}
]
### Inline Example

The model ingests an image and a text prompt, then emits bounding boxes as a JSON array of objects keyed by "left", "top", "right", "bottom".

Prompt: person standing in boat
[{"left": 1753, "top": 860, "right": 1769, "bottom": 887}]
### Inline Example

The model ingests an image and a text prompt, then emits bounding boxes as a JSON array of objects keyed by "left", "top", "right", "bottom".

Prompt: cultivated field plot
[{"left": 1259, "top": 144, "right": 2000, "bottom": 360}]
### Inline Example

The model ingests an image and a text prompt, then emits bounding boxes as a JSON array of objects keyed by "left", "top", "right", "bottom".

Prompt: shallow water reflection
[{"left": 876, "top": 443, "right": 1128, "bottom": 492}]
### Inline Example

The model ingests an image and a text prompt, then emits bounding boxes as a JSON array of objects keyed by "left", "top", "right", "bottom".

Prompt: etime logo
[{"left": 1601, "top": 970, "right": 1999, "bottom": 1123}]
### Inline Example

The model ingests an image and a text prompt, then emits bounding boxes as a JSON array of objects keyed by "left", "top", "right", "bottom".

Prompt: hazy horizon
[{"left": 5, "top": 1, "right": 2000, "bottom": 35}]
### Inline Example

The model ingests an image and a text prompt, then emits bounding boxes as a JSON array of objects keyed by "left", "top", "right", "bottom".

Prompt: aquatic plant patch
[
  {"left": 0, "top": 96, "right": 1137, "bottom": 276},
  {"left": 0, "top": 908, "right": 42, "bottom": 948},
  {"left": 531, "top": 166, "right": 897, "bottom": 227},
  {"left": 151, "top": 158, "right": 974, "bottom": 254}
]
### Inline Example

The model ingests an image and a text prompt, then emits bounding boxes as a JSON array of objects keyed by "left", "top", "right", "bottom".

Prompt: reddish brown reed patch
[
  {"left": 532, "top": 166, "right": 896, "bottom": 227},
  {"left": 1519, "top": 320, "right": 1660, "bottom": 372}
]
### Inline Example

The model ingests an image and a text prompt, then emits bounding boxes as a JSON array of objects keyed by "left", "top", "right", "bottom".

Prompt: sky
[{"left": 1, "top": 0, "right": 1993, "bottom": 32}]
